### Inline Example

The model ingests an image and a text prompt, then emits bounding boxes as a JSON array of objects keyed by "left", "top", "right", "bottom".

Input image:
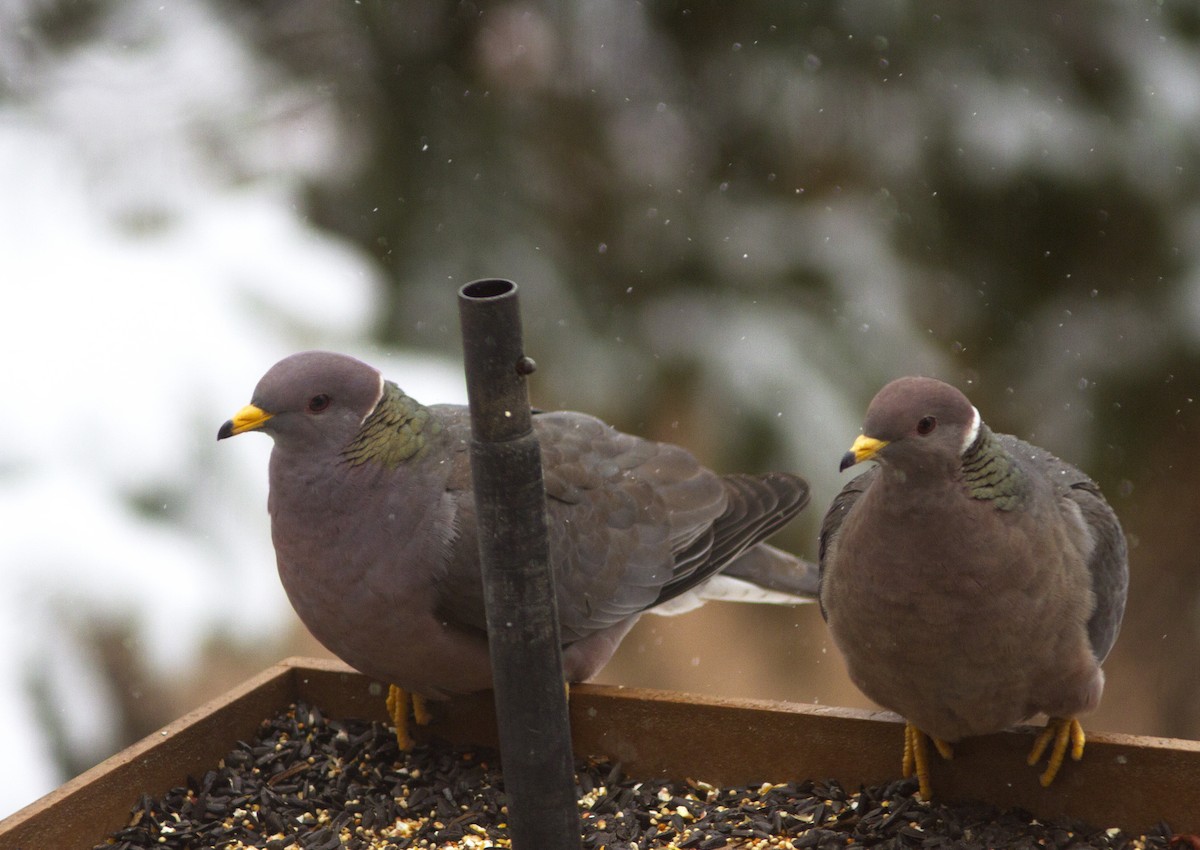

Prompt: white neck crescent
[{"left": 960, "top": 405, "right": 981, "bottom": 455}]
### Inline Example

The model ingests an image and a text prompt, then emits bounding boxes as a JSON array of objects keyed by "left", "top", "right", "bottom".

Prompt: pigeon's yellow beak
[
  {"left": 840, "top": 434, "right": 889, "bottom": 472},
  {"left": 218, "top": 404, "right": 274, "bottom": 440}
]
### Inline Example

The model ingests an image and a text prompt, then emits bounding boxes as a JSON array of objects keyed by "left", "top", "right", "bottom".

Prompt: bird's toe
[
  {"left": 387, "top": 684, "right": 416, "bottom": 751},
  {"left": 1028, "top": 716, "right": 1085, "bottom": 787},
  {"left": 902, "top": 723, "right": 952, "bottom": 800}
]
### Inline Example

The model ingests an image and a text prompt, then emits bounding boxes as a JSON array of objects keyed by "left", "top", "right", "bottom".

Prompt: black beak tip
[
  {"left": 217, "top": 420, "right": 235, "bottom": 441},
  {"left": 838, "top": 451, "right": 857, "bottom": 473}
]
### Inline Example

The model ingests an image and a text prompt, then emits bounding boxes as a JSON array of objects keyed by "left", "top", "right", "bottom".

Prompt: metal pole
[{"left": 457, "top": 278, "right": 582, "bottom": 850}]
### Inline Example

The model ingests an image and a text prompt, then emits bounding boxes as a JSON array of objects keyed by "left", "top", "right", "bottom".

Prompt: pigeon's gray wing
[
  {"left": 537, "top": 415, "right": 811, "bottom": 631},
  {"left": 430, "top": 409, "right": 727, "bottom": 642},
  {"left": 816, "top": 465, "right": 878, "bottom": 621},
  {"left": 432, "top": 408, "right": 809, "bottom": 644},
  {"left": 411, "top": 407, "right": 488, "bottom": 637},
  {"left": 535, "top": 410, "right": 732, "bottom": 641},
  {"left": 997, "top": 435, "right": 1129, "bottom": 664},
  {"left": 654, "top": 471, "right": 810, "bottom": 606},
  {"left": 1070, "top": 479, "right": 1129, "bottom": 662}
]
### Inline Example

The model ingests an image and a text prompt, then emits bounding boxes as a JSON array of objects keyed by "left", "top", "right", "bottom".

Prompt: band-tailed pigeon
[
  {"left": 819, "top": 376, "right": 1127, "bottom": 799},
  {"left": 219, "top": 351, "right": 817, "bottom": 747}
]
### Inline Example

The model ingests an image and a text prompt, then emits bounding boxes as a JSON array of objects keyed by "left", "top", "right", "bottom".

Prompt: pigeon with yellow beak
[
  {"left": 220, "top": 351, "right": 818, "bottom": 749},
  {"left": 818, "top": 376, "right": 1127, "bottom": 799}
]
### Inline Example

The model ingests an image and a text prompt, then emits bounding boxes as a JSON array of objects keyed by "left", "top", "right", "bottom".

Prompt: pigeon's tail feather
[
  {"left": 650, "top": 545, "right": 818, "bottom": 616},
  {"left": 649, "top": 574, "right": 814, "bottom": 616},
  {"left": 719, "top": 543, "right": 820, "bottom": 598}
]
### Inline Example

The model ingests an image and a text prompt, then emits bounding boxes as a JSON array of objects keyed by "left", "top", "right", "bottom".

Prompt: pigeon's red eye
[
  {"left": 308, "top": 394, "right": 331, "bottom": 413},
  {"left": 917, "top": 416, "right": 937, "bottom": 435}
]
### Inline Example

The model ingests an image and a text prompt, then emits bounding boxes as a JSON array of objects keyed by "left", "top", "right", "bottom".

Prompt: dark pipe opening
[{"left": 460, "top": 278, "right": 516, "bottom": 300}]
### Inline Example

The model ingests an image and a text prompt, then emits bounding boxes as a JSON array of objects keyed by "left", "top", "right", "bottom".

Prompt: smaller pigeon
[
  {"left": 818, "top": 377, "right": 1127, "bottom": 799},
  {"left": 220, "top": 351, "right": 818, "bottom": 747}
]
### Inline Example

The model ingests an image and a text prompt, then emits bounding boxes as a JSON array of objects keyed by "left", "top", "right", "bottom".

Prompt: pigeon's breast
[
  {"left": 825, "top": 475, "right": 1097, "bottom": 739},
  {"left": 266, "top": 450, "right": 461, "bottom": 673}
]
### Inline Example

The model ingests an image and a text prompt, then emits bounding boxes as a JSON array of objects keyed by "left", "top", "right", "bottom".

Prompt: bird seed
[{"left": 95, "top": 701, "right": 1175, "bottom": 850}]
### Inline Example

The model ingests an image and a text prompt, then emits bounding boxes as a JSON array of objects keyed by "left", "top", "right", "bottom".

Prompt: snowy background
[
  {"left": 0, "top": 0, "right": 473, "bottom": 811},
  {"left": 4, "top": 0, "right": 1200, "bottom": 818}
]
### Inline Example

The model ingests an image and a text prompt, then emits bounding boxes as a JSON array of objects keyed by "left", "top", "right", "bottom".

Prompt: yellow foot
[
  {"left": 386, "top": 685, "right": 432, "bottom": 751},
  {"left": 901, "top": 722, "right": 954, "bottom": 800},
  {"left": 1027, "top": 716, "right": 1085, "bottom": 787}
]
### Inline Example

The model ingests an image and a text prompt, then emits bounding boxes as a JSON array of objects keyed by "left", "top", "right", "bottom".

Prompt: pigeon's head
[
  {"left": 218, "top": 351, "right": 385, "bottom": 450},
  {"left": 839, "top": 376, "right": 981, "bottom": 474}
]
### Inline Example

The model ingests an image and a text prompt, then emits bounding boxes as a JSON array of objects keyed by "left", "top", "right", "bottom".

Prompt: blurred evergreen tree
[{"left": 15, "top": 0, "right": 1200, "bottom": 738}]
